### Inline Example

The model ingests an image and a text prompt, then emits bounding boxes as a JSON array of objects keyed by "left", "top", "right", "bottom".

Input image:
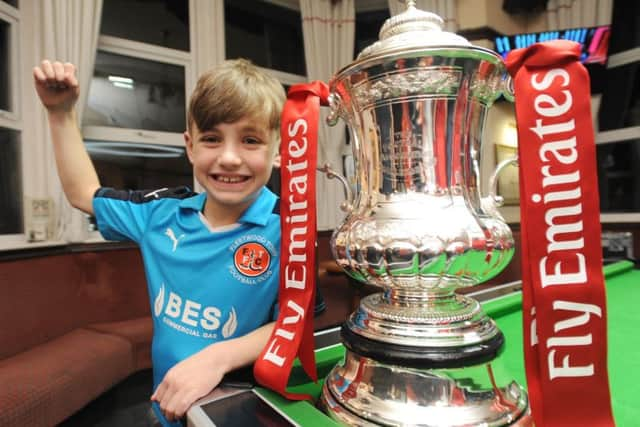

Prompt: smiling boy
[{"left": 34, "top": 58, "right": 285, "bottom": 427}]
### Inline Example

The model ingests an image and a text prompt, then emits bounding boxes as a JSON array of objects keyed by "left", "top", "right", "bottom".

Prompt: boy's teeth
[{"left": 218, "top": 176, "right": 244, "bottom": 183}]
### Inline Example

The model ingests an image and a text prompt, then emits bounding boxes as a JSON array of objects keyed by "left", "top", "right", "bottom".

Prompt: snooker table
[{"left": 188, "top": 260, "right": 639, "bottom": 426}]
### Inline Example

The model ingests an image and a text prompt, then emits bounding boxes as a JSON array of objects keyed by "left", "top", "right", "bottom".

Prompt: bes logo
[
  {"left": 234, "top": 242, "right": 270, "bottom": 277},
  {"left": 153, "top": 283, "right": 238, "bottom": 338}
]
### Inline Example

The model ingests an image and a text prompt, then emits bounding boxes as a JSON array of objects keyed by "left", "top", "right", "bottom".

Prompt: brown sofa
[{"left": 0, "top": 244, "right": 153, "bottom": 427}]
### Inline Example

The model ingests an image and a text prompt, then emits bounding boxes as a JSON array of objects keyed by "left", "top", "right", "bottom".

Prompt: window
[
  {"left": 224, "top": 0, "right": 305, "bottom": 76},
  {"left": 85, "top": 50, "right": 186, "bottom": 133},
  {"left": 596, "top": 0, "right": 640, "bottom": 217},
  {"left": 0, "top": 4, "right": 17, "bottom": 116},
  {"left": 100, "top": 0, "right": 189, "bottom": 51},
  {"left": 0, "top": 19, "right": 10, "bottom": 111},
  {"left": 597, "top": 137, "right": 640, "bottom": 212},
  {"left": 596, "top": 62, "right": 639, "bottom": 213},
  {"left": 0, "top": 1, "right": 23, "bottom": 240},
  {"left": 81, "top": 2, "right": 193, "bottom": 238},
  {"left": 355, "top": 8, "right": 389, "bottom": 58},
  {"left": 0, "top": 128, "right": 22, "bottom": 234},
  {"left": 82, "top": 33, "right": 192, "bottom": 194},
  {"left": 598, "top": 62, "right": 639, "bottom": 131}
]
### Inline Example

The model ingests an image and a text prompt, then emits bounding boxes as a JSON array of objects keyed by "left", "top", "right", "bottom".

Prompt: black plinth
[{"left": 341, "top": 323, "right": 505, "bottom": 369}]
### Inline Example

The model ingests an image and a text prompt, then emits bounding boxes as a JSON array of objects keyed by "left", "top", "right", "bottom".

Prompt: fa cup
[{"left": 318, "top": 2, "right": 532, "bottom": 425}]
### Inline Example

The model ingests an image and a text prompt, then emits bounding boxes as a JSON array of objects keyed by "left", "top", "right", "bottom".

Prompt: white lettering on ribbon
[
  {"left": 528, "top": 67, "right": 604, "bottom": 382},
  {"left": 547, "top": 300, "right": 602, "bottom": 379},
  {"left": 261, "top": 118, "right": 310, "bottom": 369}
]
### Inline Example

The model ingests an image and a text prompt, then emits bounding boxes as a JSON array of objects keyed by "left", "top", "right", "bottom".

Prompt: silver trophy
[{"left": 318, "top": 2, "right": 532, "bottom": 425}]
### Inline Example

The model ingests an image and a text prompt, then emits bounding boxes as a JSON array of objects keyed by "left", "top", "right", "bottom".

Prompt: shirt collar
[
  {"left": 239, "top": 187, "right": 278, "bottom": 226},
  {"left": 179, "top": 187, "right": 277, "bottom": 226},
  {"left": 179, "top": 192, "right": 207, "bottom": 211}
]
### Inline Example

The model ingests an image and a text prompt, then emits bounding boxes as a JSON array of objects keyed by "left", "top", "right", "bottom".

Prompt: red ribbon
[
  {"left": 506, "top": 40, "right": 615, "bottom": 426},
  {"left": 254, "top": 81, "right": 329, "bottom": 400}
]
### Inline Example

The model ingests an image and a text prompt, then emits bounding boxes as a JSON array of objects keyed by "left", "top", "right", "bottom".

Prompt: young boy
[{"left": 33, "top": 58, "right": 285, "bottom": 426}]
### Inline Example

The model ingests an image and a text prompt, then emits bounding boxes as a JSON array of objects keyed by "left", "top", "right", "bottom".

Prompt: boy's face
[{"left": 185, "top": 117, "right": 280, "bottom": 221}]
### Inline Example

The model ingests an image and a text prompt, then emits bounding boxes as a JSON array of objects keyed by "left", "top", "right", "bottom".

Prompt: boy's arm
[
  {"left": 33, "top": 60, "right": 100, "bottom": 215},
  {"left": 151, "top": 321, "right": 276, "bottom": 422}
]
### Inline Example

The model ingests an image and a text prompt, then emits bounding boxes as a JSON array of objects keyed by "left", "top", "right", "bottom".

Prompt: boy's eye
[
  {"left": 244, "top": 137, "right": 262, "bottom": 145},
  {"left": 201, "top": 135, "right": 221, "bottom": 143}
]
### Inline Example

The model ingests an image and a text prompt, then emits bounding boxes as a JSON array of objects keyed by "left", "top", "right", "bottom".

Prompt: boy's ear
[
  {"left": 184, "top": 131, "right": 194, "bottom": 164},
  {"left": 272, "top": 153, "right": 281, "bottom": 168}
]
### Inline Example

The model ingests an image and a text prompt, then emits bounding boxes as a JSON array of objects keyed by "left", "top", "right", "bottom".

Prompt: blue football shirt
[{"left": 93, "top": 186, "right": 280, "bottom": 427}]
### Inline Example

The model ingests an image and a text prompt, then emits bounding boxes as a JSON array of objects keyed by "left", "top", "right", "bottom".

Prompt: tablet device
[{"left": 198, "top": 388, "right": 296, "bottom": 427}]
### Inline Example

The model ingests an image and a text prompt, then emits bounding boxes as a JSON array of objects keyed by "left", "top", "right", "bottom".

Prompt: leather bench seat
[
  {"left": 87, "top": 316, "right": 154, "bottom": 371},
  {"left": 0, "top": 247, "right": 152, "bottom": 427},
  {"left": 0, "top": 328, "right": 134, "bottom": 426}
]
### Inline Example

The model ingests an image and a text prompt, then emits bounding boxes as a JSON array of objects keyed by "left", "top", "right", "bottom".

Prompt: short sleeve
[
  {"left": 92, "top": 188, "right": 159, "bottom": 242},
  {"left": 93, "top": 187, "right": 194, "bottom": 242}
]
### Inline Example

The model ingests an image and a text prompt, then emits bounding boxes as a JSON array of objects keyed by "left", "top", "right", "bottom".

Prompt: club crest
[{"left": 234, "top": 242, "right": 271, "bottom": 277}]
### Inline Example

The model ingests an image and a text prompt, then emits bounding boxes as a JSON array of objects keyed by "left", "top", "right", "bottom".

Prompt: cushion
[
  {"left": 87, "top": 316, "right": 153, "bottom": 371},
  {"left": 0, "top": 329, "right": 133, "bottom": 427}
]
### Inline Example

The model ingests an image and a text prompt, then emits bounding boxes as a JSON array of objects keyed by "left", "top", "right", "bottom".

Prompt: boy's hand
[
  {"left": 151, "top": 347, "right": 228, "bottom": 422},
  {"left": 33, "top": 60, "right": 80, "bottom": 113}
]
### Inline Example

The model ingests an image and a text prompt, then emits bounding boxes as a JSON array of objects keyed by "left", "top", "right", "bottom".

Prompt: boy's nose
[{"left": 219, "top": 143, "right": 242, "bottom": 167}]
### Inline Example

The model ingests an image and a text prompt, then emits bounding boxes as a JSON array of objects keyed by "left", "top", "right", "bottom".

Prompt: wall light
[
  {"left": 85, "top": 141, "right": 184, "bottom": 158},
  {"left": 108, "top": 75, "right": 133, "bottom": 84}
]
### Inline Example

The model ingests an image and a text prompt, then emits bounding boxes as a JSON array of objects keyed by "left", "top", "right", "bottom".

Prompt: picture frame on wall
[{"left": 494, "top": 143, "right": 520, "bottom": 205}]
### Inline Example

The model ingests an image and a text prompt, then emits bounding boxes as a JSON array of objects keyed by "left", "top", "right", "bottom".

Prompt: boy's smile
[
  {"left": 214, "top": 175, "right": 248, "bottom": 184},
  {"left": 185, "top": 118, "right": 280, "bottom": 226}
]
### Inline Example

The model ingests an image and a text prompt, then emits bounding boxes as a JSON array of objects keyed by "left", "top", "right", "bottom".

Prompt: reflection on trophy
[{"left": 317, "top": 1, "right": 532, "bottom": 425}]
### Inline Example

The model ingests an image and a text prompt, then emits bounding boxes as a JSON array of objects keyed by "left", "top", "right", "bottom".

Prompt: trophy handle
[
  {"left": 317, "top": 163, "right": 353, "bottom": 213},
  {"left": 487, "top": 156, "right": 519, "bottom": 209},
  {"left": 326, "top": 93, "right": 343, "bottom": 127},
  {"left": 502, "top": 74, "right": 515, "bottom": 102}
]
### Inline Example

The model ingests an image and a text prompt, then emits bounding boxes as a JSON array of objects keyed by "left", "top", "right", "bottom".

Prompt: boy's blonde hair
[{"left": 187, "top": 59, "right": 286, "bottom": 145}]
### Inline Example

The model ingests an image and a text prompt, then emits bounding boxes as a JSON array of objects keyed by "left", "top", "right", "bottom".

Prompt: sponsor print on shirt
[
  {"left": 228, "top": 234, "right": 276, "bottom": 285},
  {"left": 153, "top": 283, "right": 238, "bottom": 339}
]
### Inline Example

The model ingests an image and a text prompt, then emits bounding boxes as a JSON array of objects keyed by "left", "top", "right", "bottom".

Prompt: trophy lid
[
  {"left": 357, "top": 1, "right": 473, "bottom": 60},
  {"left": 327, "top": 0, "right": 512, "bottom": 124}
]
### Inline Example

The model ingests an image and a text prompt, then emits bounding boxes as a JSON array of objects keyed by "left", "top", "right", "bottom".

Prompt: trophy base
[
  {"left": 342, "top": 324, "right": 504, "bottom": 369},
  {"left": 319, "top": 348, "right": 532, "bottom": 427},
  {"left": 348, "top": 292, "right": 502, "bottom": 350}
]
